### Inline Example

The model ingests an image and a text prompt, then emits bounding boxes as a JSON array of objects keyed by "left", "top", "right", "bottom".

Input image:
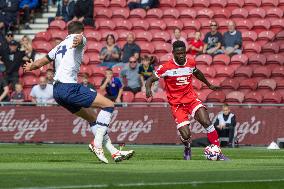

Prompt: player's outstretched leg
[
  {"left": 194, "top": 107, "right": 230, "bottom": 161},
  {"left": 178, "top": 125, "right": 192, "bottom": 160}
]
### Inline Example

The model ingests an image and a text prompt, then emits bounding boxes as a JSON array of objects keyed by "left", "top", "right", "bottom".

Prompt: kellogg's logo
[
  {"left": 0, "top": 109, "right": 49, "bottom": 140},
  {"left": 72, "top": 110, "right": 154, "bottom": 141}
]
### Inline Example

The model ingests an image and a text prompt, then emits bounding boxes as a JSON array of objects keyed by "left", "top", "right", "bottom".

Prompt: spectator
[
  {"left": 100, "top": 69, "right": 123, "bottom": 102},
  {"left": 203, "top": 20, "right": 223, "bottom": 55},
  {"left": 72, "top": 0, "right": 94, "bottom": 27},
  {"left": 221, "top": 20, "right": 242, "bottom": 56},
  {"left": 128, "top": 0, "right": 159, "bottom": 10},
  {"left": 30, "top": 76, "right": 54, "bottom": 104},
  {"left": 171, "top": 28, "right": 188, "bottom": 51},
  {"left": 0, "top": 75, "right": 9, "bottom": 102},
  {"left": 81, "top": 73, "right": 94, "bottom": 89},
  {"left": 0, "top": 40, "right": 25, "bottom": 88},
  {"left": 0, "top": 0, "right": 19, "bottom": 31},
  {"left": 46, "top": 68, "right": 54, "bottom": 84},
  {"left": 49, "top": 0, "right": 75, "bottom": 24},
  {"left": 19, "top": 0, "right": 39, "bottom": 29},
  {"left": 20, "top": 35, "right": 36, "bottom": 61},
  {"left": 121, "top": 33, "right": 141, "bottom": 65},
  {"left": 139, "top": 55, "right": 154, "bottom": 91},
  {"left": 213, "top": 103, "right": 236, "bottom": 147},
  {"left": 188, "top": 31, "right": 204, "bottom": 56},
  {"left": 10, "top": 83, "right": 25, "bottom": 103},
  {"left": 0, "top": 31, "right": 15, "bottom": 51},
  {"left": 120, "top": 56, "right": 141, "bottom": 94},
  {"left": 99, "top": 34, "right": 121, "bottom": 68}
]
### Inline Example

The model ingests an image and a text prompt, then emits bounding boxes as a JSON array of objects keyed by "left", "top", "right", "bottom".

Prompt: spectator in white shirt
[{"left": 30, "top": 76, "right": 54, "bottom": 104}]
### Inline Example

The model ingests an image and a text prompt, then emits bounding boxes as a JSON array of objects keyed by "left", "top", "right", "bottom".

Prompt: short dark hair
[
  {"left": 106, "top": 34, "right": 116, "bottom": 44},
  {"left": 172, "top": 40, "right": 186, "bottom": 50},
  {"left": 223, "top": 103, "right": 229, "bottom": 107},
  {"left": 46, "top": 68, "right": 54, "bottom": 73},
  {"left": 106, "top": 68, "right": 113, "bottom": 72},
  {"left": 141, "top": 55, "right": 150, "bottom": 61},
  {"left": 67, "top": 21, "right": 84, "bottom": 34}
]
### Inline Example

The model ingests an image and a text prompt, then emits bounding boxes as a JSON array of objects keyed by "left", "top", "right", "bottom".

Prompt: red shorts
[{"left": 170, "top": 98, "right": 205, "bottom": 129}]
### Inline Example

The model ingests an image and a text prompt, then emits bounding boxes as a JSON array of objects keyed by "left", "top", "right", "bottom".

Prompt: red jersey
[
  {"left": 155, "top": 57, "right": 198, "bottom": 105},
  {"left": 189, "top": 40, "right": 204, "bottom": 55}
]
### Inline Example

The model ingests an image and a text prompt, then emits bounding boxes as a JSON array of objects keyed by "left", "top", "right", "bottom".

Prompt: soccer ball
[{"left": 204, "top": 144, "right": 221, "bottom": 161}]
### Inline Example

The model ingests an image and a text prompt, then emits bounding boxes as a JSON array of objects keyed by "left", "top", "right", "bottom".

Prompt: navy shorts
[{"left": 53, "top": 82, "right": 97, "bottom": 113}]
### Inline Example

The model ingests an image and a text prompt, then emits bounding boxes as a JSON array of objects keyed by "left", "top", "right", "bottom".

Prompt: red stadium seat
[
  {"left": 262, "top": 91, "right": 282, "bottom": 104},
  {"left": 165, "top": 19, "right": 183, "bottom": 30},
  {"left": 210, "top": 0, "right": 227, "bottom": 8},
  {"left": 212, "top": 54, "right": 230, "bottom": 65},
  {"left": 94, "top": 0, "right": 109, "bottom": 8},
  {"left": 32, "top": 41, "right": 52, "bottom": 53},
  {"left": 248, "top": 53, "right": 266, "bottom": 66},
  {"left": 198, "top": 66, "right": 216, "bottom": 78},
  {"left": 262, "top": 42, "right": 279, "bottom": 54},
  {"left": 257, "top": 31, "right": 276, "bottom": 46},
  {"left": 117, "top": 30, "right": 133, "bottom": 42},
  {"left": 234, "top": 66, "right": 253, "bottom": 79},
  {"left": 112, "top": 66, "right": 123, "bottom": 77},
  {"left": 271, "top": 66, "right": 284, "bottom": 80},
  {"left": 23, "top": 68, "right": 40, "bottom": 77},
  {"left": 235, "top": 19, "right": 253, "bottom": 30},
  {"left": 196, "top": 8, "right": 214, "bottom": 19},
  {"left": 134, "top": 92, "right": 148, "bottom": 102},
  {"left": 163, "top": 8, "right": 180, "bottom": 19},
  {"left": 159, "top": 53, "right": 173, "bottom": 64},
  {"left": 202, "top": 78, "right": 223, "bottom": 89},
  {"left": 129, "top": 8, "right": 146, "bottom": 20},
  {"left": 176, "top": 0, "right": 193, "bottom": 8},
  {"left": 49, "top": 29, "right": 67, "bottom": 40},
  {"left": 86, "top": 42, "right": 103, "bottom": 53},
  {"left": 90, "top": 66, "right": 107, "bottom": 77},
  {"left": 183, "top": 20, "right": 201, "bottom": 32},
  {"left": 146, "top": 8, "right": 163, "bottom": 19},
  {"left": 252, "top": 19, "right": 271, "bottom": 34},
  {"left": 110, "top": 0, "right": 127, "bottom": 7},
  {"left": 231, "top": 8, "right": 249, "bottom": 18},
  {"left": 112, "top": 8, "right": 129, "bottom": 20},
  {"left": 215, "top": 66, "right": 235, "bottom": 77},
  {"left": 266, "top": 7, "right": 283, "bottom": 20},
  {"left": 231, "top": 54, "right": 249, "bottom": 67},
  {"left": 270, "top": 19, "right": 284, "bottom": 34},
  {"left": 84, "top": 29, "right": 102, "bottom": 41},
  {"left": 196, "top": 89, "right": 211, "bottom": 102},
  {"left": 131, "top": 19, "right": 149, "bottom": 30},
  {"left": 34, "top": 31, "right": 51, "bottom": 41},
  {"left": 152, "top": 91, "right": 168, "bottom": 102},
  {"left": 243, "top": 91, "right": 263, "bottom": 103},
  {"left": 266, "top": 54, "right": 284, "bottom": 69},
  {"left": 239, "top": 78, "right": 258, "bottom": 94},
  {"left": 193, "top": 0, "right": 209, "bottom": 9},
  {"left": 135, "top": 31, "right": 152, "bottom": 42},
  {"left": 225, "top": 91, "right": 245, "bottom": 103},
  {"left": 192, "top": 78, "right": 203, "bottom": 90},
  {"left": 153, "top": 42, "right": 172, "bottom": 54},
  {"left": 220, "top": 78, "right": 240, "bottom": 92},
  {"left": 213, "top": 8, "right": 231, "bottom": 19},
  {"left": 261, "top": 0, "right": 279, "bottom": 8},
  {"left": 86, "top": 53, "right": 100, "bottom": 64},
  {"left": 91, "top": 76, "right": 105, "bottom": 89},
  {"left": 180, "top": 9, "right": 197, "bottom": 20},
  {"left": 152, "top": 31, "right": 171, "bottom": 42},
  {"left": 79, "top": 65, "right": 92, "bottom": 77},
  {"left": 101, "top": 32, "right": 118, "bottom": 41},
  {"left": 252, "top": 66, "right": 271, "bottom": 80},
  {"left": 114, "top": 19, "right": 132, "bottom": 30},
  {"left": 159, "top": 0, "right": 176, "bottom": 8},
  {"left": 122, "top": 91, "right": 134, "bottom": 102},
  {"left": 243, "top": 42, "right": 261, "bottom": 55},
  {"left": 22, "top": 75, "right": 38, "bottom": 88},
  {"left": 258, "top": 79, "right": 277, "bottom": 92},
  {"left": 97, "top": 20, "right": 115, "bottom": 30},
  {"left": 195, "top": 54, "right": 213, "bottom": 66},
  {"left": 227, "top": 0, "right": 245, "bottom": 10},
  {"left": 248, "top": 8, "right": 266, "bottom": 22},
  {"left": 82, "top": 54, "right": 90, "bottom": 65},
  {"left": 244, "top": 0, "right": 261, "bottom": 10},
  {"left": 275, "top": 79, "right": 284, "bottom": 97},
  {"left": 148, "top": 19, "right": 167, "bottom": 31},
  {"left": 137, "top": 42, "right": 155, "bottom": 54},
  {"left": 49, "top": 20, "right": 66, "bottom": 30},
  {"left": 206, "top": 91, "right": 226, "bottom": 103},
  {"left": 95, "top": 8, "right": 112, "bottom": 19}
]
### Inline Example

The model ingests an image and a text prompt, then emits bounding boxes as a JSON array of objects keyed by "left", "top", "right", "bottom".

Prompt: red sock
[{"left": 207, "top": 130, "right": 220, "bottom": 146}]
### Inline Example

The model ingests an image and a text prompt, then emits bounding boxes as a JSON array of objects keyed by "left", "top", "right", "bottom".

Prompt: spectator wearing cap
[
  {"left": 72, "top": 0, "right": 94, "bottom": 26},
  {"left": 30, "top": 76, "right": 54, "bottom": 104},
  {"left": 48, "top": 0, "right": 75, "bottom": 24},
  {"left": 100, "top": 69, "right": 123, "bottom": 102},
  {"left": 10, "top": 83, "right": 25, "bottom": 103},
  {"left": 120, "top": 33, "right": 141, "bottom": 66},
  {"left": 221, "top": 20, "right": 242, "bottom": 56},
  {"left": 188, "top": 32, "right": 204, "bottom": 57},
  {"left": 0, "top": 31, "right": 15, "bottom": 51},
  {"left": 0, "top": 74, "right": 9, "bottom": 102},
  {"left": 19, "top": 0, "right": 39, "bottom": 29},
  {"left": 128, "top": 0, "right": 160, "bottom": 10},
  {"left": 0, "top": 39, "right": 25, "bottom": 88},
  {"left": 171, "top": 28, "right": 188, "bottom": 51},
  {"left": 203, "top": 20, "right": 223, "bottom": 55},
  {"left": 0, "top": 0, "right": 19, "bottom": 31}
]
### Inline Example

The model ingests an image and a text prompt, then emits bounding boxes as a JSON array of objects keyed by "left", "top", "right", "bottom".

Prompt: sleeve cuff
[{"left": 46, "top": 55, "right": 53, "bottom": 62}]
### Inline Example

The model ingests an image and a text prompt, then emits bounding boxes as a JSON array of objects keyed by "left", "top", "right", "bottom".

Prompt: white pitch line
[{"left": 14, "top": 178, "right": 284, "bottom": 189}]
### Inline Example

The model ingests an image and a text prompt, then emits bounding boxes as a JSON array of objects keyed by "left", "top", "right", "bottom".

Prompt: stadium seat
[
  {"left": 32, "top": 41, "right": 52, "bottom": 53},
  {"left": 270, "top": 19, "right": 284, "bottom": 34},
  {"left": 131, "top": 19, "right": 149, "bottom": 30},
  {"left": 195, "top": 54, "right": 213, "bottom": 66},
  {"left": 231, "top": 54, "right": 249, "bottom": 68},
  {"left": 202, "top": 78, "right": 223, "bottom": 89},
  {"left": 280, "top": 43, "right": 284, "bottom": 54},
  {"left": 97, "top": 20, "right": 115, "bottom": 30},
  {"left": 243, "top": 42, "right": 261, "bottom": 55},
  {"left": 193, "top": 0, "right": 209, "bottom": 9},
  {"left": 86, "top": 42, "right": 103, "bottom": 53},
  {"left": 91, "top": 76, "right": 105, "bottom": 89},
  {"left": 234, "top": 66, "right": 253, "bottom": 79},
  {"left": 231, "top": 8, "right": 249, "bottom": 18},
  {"left": 261, "top": 42, "right": 279, "bottom": 54},
  {"left": 112, "top": 66, "right": 123, "bottom": 77},
  {"left": 212, "top": 54, "right": 230, "bottom": 65},
  {"left": 198, "top": 66, "right": 216, "bottom": 78},
  {"left": 22, "top": 68, "right": 40, "bottom": 77},
  {"left": 257, "top": 79, "right": 277, "bottom": 93},
  {"left": 262, "top": 91, "right": 282, "bottom": 104},
  {"left": 213, "top": 8, "right": 231, "bottom": 19},
  {"left": 22, "top": 75, "right": 38, "bottom": 88},
  {"left": 114, "top": 19, "right": 132, "bottom": 30},
  {"left": 215, "top": 66, "right": 235, "bottom": 78},
  {"left": 227, "top": 0, "right": 245, "bottom": 10},
  {"left": 112, "top": 8, "right": 129, "bottom": 20},
  {"left": 94, "top": 0, "right": 109, "bottom": 8},
  {"left": 152, "top": 91, "right": 168, "bottom": 102},
  {"left": 243, "top": 91, "right": 263, "bottom": 103},
  {"left": 261, "top": 0, "right": 279, "bottom": 8},
  {"left": 49, "top": 29, "right": 67, "bottom": 40},
  {"left": 210, "top": 0, "right": 227, "bottom": 8},
  {"left": 148, "top": 19, "right": 167, "bottom": 31},
  {"left": 165, "top": 19, "right": 183, "bottom": 31},
  {"left": 163, "top": 8, "right": 180, "bottom": 19},
  {"left": 146, "top": 8, "right": 163, "bottom": 19},
  {"left": 248, "top": 8, "right": 266, "bottom": 22},
  {"left": 153, "top": 42, "right": 172, "bottom": 54},
  {"left": 196, "top": 89, "right": 212, "bottom": 102},
  {"left": 266, "top": 54, "right": 284, "bottom": 70},
  {"left": 110, "top": 0, "right": 127, "bottom": 8},
  {"left": 152, "top": 31, "right": 171, "bottom": 42},
  {"left": 243, "top": 0, "right": 261, "bottom": 10},
  {"left": 225, "top": 91, "right": 245, "bottom": 103},
  {"left": 133, "top": 92, "right": 148, "bottom": 102},
  {"left": 82, "top": 54, "right": 90, "bottom": 65},
  {"left": 90, "top": 66, "right": 107, "bottom": 77},
  {"left": 86, "top": 53, "right": 100, "bottom": 64},
  {"left": 129, "top": 8, "right": 146, "bottom": 20},
  {"left": 159, "top": 0, "right": 176, "bottom": 8},
  {"left": 257, "top": 31, "right": 276, "bottom": 46},
  {"left": 266, "top": 7, "right": 283, "bottom": 20},
  {"left": 95, "top": 8, "right": 112, "bottom": 19},
  {"left": 220, "top": 78, "right": 240, "bottom": 94},
  {"left": 252, "top": 66, "right": 271, "bottom": 80},
  {"left": 196, "top": 8, "right": 214, "bottom": 19},
  {"left": 235, "top": 19, "right": 253, "bottom": 30},
  {"left": 84, "top": 29, "right": 102, "bottom": 41},
  {"left": 275, "top": 79, "right": 284, "bottom": 97},
  {"left": 183, "top": 20, "right": 201, "bottom": 32},
  {"left": 34, "top": 31, "right": 51, "bottom": 42},
  {"left": 122, "top": 91, "right": 134, "bottom": 103},
  {"left": 137, "top": 42, "right": 155, "bottom": 54},
  {"left": 49, "top": 20, "right": 66, "bottom": 30},
  {"left": 192, "top": 78, "right": 203, "bottom": 90},
  {"left": 159, "top": 53, "right": 173, "bottom": 64},
  {"left": 79, "top": 65, "right": 92, "bottom": 77},
  {"left": 271, "top": 66, "right": 284, "bottom": 80},
  {"left": 176, "top": 0, "right": 193, "bottom": 9},
  {"left": 117, "top": 30, "right": 133, "bottom": 42},
  {"left": 248, "top": 53, "right": 266, "bottom": 66},
  {"left": 101, "top": 31, "right": 118, "bottom": 41},
  {"left": 252, "top": 19, "right": 271, "bottom": 34},
  {"left": 135, "top": 31, "right": 152, "bottom": 42},
  {"left": 180, "top": 9, "right": 197, "bottom": 20},
  {"left": 206, "top": 91, "right": 226, "bottom": 103},
  {"left": 23, "top": 88, "right": 32, "bottom": 101}
]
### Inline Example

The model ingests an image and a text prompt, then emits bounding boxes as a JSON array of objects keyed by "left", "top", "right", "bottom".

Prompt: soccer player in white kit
[{"left": 23, "top": 21, "right": 134, "bottom": 164}]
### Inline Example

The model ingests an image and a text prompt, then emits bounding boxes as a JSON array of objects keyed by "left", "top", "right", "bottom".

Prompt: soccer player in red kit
[{"left": 146, "top": 41, "right": 229, "bottom": 160}]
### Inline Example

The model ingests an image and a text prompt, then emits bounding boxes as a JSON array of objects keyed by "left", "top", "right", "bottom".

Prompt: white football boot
[
  {"left": 89, "top": 141, "right": 109, "bottom": 164},
  {"left": 119, "top": 150, "right": 135, "bottom": 160}
]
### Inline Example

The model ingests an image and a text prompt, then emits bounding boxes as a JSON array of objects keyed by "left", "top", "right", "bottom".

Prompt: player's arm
[
  {"left": 23, "top": 57, "right": 51, "bottom": 72},
  {"left": 145, "top": 74, "right": 159, "bottom": 98},
  {"left": 193, "top": 68, "right": 220, "bottom": 91}
]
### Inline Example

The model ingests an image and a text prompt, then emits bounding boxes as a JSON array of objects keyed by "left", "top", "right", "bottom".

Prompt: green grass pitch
[{"left": 1, "top": 144, "right": 284, "bottom": 189}]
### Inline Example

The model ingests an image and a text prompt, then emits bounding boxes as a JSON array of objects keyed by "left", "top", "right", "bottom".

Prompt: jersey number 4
[
  {"left": 55, "top": 45, "right": 67, "bottom": 58},
  {"left": 176, "top": 76, "right": 190, "bottom": 86}
]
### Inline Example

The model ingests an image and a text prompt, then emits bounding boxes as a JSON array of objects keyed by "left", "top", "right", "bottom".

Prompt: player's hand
[
  {"left": 23, "top": 59, "right": 34, "bottom": 72},
  {"left": 208, "top": 85, "right": 221, "bottom": 91},
  {"left": 71, "top": 34, "right": 83, "bottom": 48}
]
